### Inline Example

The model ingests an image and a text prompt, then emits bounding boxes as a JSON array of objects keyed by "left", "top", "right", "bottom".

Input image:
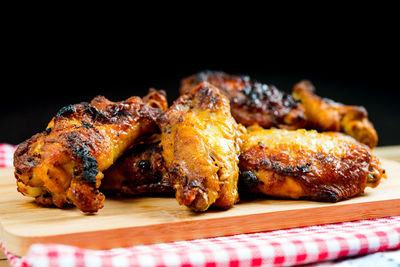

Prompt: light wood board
[
  {"left": 375, "top": 146, "right": 400, "bottom": 162},
  {"left": 0, "top": 159, "right": 399, "bottom": 257}
]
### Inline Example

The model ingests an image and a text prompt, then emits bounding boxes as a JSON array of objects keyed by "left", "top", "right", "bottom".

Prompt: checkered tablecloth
[
  {"left": 0, "top": 143, "right": 15, "bottom": 168},
  {"left": 1, "top": 143, "right": 400, "bottom": 267}
]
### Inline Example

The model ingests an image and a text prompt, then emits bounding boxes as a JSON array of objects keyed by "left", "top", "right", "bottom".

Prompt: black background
[{"left": 2, "top": 18, "right": 399, "bottom": 146}]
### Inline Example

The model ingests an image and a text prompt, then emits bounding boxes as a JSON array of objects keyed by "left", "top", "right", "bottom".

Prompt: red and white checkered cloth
[
  {"left": 1, "top": 143, "right": 400, "bottom": 267},
  {"left": 0, "top": 143, "right": 15, "bottom": 168}
]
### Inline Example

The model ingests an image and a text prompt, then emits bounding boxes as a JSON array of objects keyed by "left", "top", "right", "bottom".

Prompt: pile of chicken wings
[{"left": 14, "top": 71, "right": 385, "bottom": 213}]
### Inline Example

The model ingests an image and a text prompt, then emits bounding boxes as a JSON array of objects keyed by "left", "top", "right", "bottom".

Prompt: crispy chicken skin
[
  {"left": 14, "top": 90, "right": 167, "bottom": 212},
  {"left": 160, "top": 82, "right": 245, "bottom": 211},
  {"left": 101, "top": 137, "right": 172, "bottom": 195},
  {"left": 292, "top": 80, "right": 378, "bottom": 148},
  {"left": 181, "top": 71, "right": 306, "bottom": 129},
  {"left": 239, "top": 125, "right": 385, "bottom": 202}
]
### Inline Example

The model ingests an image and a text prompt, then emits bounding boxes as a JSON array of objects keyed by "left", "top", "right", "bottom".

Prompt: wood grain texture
[{"left": 0, "top": 159, "right": 399, "bottom": 257}]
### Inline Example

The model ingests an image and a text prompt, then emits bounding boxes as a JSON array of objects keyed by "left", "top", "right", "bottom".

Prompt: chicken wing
[
  {"left": 101, "top": 137, "right": 172, "bottom": 195},
  {"left": 239, "top": 125, "right": 385, "bottom": 202},
  {"left": 161, "top": 82, "right": 245, "bottom": 211},
  {"left": 14, "top": 90, "right": 167, "bottom": 212},
  {"left": 292, "top": 80, "right": 378, "bottom": 148},
  {"left": 181, "top": 71, "right": 306, "bottom": 129}
]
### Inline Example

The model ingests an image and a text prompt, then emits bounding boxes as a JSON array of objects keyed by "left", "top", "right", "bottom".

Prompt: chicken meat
[
  {"left": 239, "top": 125, "right": 385, "bottom": 202},
  {"left": 292, "top": 80, "right": 378, "bottom": 148},
  {"left": 101, "top": 136, "right": 172, "bottom": 196},
  {"left": 160, "top": 82, "right": 245, "bottom": 211},
  {"left": 14, "top": 90, "right": 167, "bottom": 212}
]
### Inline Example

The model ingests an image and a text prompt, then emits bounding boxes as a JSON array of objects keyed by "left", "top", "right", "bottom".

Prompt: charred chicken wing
[
  {"left": 160, "top": 82, "right": 245, "bottom": 211},
  {"left": 239, "top": 125, "right": 385, "bottom": 202},
  {"left": 181, "top": 71, "right": 306, "bottom": 129},
  {"left": 292, "top": 80, "right": 378, "bottom": 148},
  {"left": 14, "top": 90, "right": 167, "bottom": 212}
]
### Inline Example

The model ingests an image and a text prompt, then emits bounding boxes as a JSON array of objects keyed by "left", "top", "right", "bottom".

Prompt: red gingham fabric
[
  {"left": 1, "top": 143, "right": 400, "bottom": 267},
  {"left": 0, "top": 143, "right": 15, "bottom": 168}
]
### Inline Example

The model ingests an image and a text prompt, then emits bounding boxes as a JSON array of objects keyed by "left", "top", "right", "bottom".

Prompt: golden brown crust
[
  {"left": 292, "top": 80, "right": 378, "bottom": 148},
  {"left": 181, "top": 71, "right": 306, "bottom": 129},
  {"left": 101, "top": 138, "right": 172, "bottom": 195},
  {"left": 14, "top": 90, "right": 167, "bottom": 213},
  {"left": 239, "top": 126, "right": 385, "bottom": 202},
  {"left": 161, "top": 82, "right": 245, "bottom": 211}
]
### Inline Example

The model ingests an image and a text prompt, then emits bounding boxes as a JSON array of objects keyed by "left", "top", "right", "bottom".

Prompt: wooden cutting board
[{"left": 1, "top": 159, "right": 400, "bottom": 257}]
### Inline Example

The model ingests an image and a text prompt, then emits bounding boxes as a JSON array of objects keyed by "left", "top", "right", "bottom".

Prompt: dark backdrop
[{"left": 2, "top": 32, "right": 399, "bottom": 146}]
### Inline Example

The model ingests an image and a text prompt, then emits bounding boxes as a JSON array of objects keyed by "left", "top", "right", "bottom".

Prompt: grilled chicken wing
[
  {"left": 161, "top": 82, "right": 245, "bottom": 211},
  {"left": 181, "top": 71, "right": 306, "bottom": 129},
  {"left": 292, "top": 80, "right": 378, "bottom": 148},
  {"left": 14, "top": 90, "right": 167, "bottom": 212},
  {"left": 239, "top": 125, "right": 385, "bottom": 202},
  {"left": 101, "top": 136, "right": 172, "bottom": 195}
]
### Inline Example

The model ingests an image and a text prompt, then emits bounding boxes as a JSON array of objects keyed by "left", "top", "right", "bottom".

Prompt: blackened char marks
[
  {"left": 239, "top": 171, "right": 259, "bottom": 190},
  {"left": 83, "top": 104, "right": 107, "bottom": 121},
  {"left": 194, "top": 70, "right": 298, "bottom": 111},
  {"left": 55, "top": 102, "right": 107, "bottom": 124},
  {"left": 239, "top": 81, "right": 299, "bottom": 127},
  {"left": 243, "top": 82, "right": 296, "bottom": 110},
  {"left": 241, "top": 147, "right": 312, "bottom": 179},
  {"left": 83, "top": 101, "right": 145, "bottom": 125},
  {"left": 72, "top": 145, "right": 98, "bottom": 186},
  {"left": 56, "top": 105, "right": 76, "bottom": 118},
  {"left": 109, "top": 105, "right": 131, "bottom": 119},
  {"left": 65, "top": 131, "right": 98, "bottom": 186},
  {"left": 296, "top": 162, "right": 312, "bottom": 173},
  {"left": 81, "top": 122, "right": 93, "bottom": 128}
]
